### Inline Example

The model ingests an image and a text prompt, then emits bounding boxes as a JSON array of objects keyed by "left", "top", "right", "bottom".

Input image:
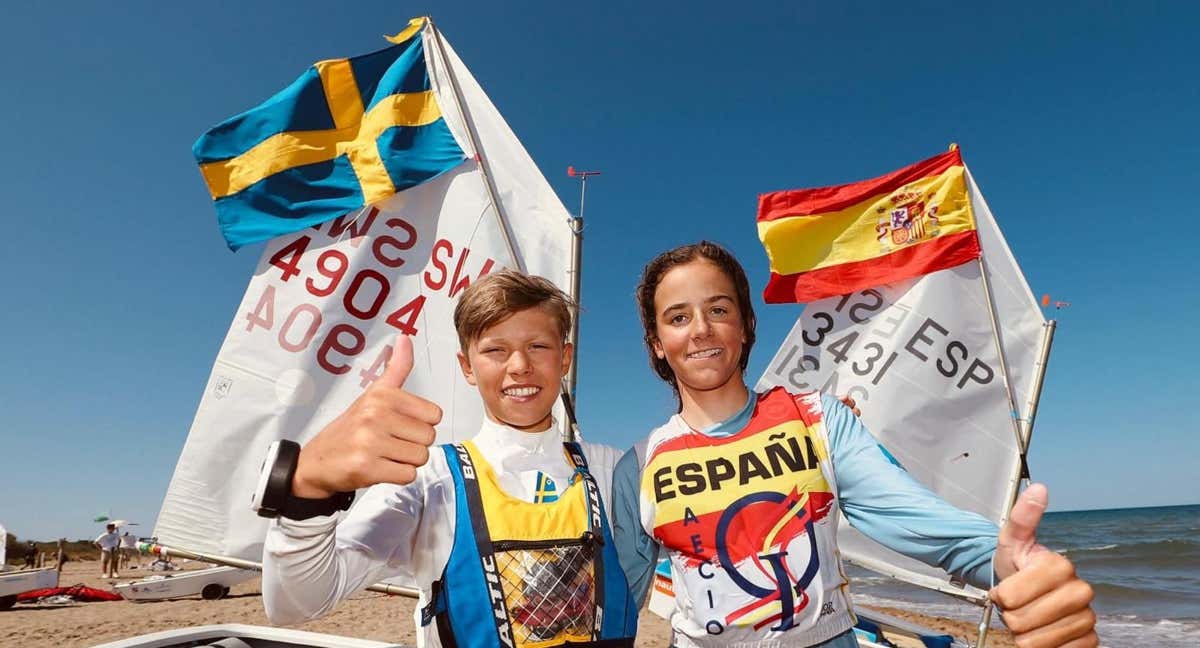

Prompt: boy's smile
[
  {"left": 502, "top": 385, "right": 541, "bottom": 400},
  {"left": 458, "top": 306, "right": 572, "bottom": 432}
]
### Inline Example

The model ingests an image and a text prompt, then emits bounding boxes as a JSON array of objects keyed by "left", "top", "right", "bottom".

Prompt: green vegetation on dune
[{"left": 5, "top": 532, "right": 101, "bottom": 564}]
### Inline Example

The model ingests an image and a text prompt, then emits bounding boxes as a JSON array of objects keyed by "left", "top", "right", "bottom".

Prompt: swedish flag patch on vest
[{"left": 533, "top": 472, "right": 558, "bottom": 503}]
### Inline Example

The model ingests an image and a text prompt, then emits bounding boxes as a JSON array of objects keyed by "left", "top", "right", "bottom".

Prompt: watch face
[{"left": 250, "top": 441, "right": 284, "bottom": 514}]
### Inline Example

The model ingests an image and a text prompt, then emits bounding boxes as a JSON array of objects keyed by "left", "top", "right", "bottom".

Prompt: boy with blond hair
[{"left": 262, "top": 270, "right": 637, "bottom": 648}]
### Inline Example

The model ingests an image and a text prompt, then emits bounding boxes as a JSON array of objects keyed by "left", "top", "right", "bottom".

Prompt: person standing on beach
[
  {"left": 612, "top": 242, "right": 1098, "bottom": 648},
  {"left": 261, "top": 270, "right": 639, "bottom": 648},
  {"left": 55, "top": 538, "right": 67, "bottom": 574},
  {"left": 119, "top": 531, "right": 140, "bottom": 570},
  {"left": 94, "top": 523, "right": 120, "bottom": 578},
  {"left": 22, "top": 541, "right": 37, "bottom": 569}
]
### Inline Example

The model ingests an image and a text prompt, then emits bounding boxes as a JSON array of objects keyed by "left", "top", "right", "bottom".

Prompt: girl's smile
[{"left": 651, "top": 259, "right": 750, "bottom": 425}]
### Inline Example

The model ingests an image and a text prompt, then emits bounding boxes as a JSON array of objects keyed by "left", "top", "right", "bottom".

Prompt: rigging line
[
  {"left": 975, "top": 320, "right": 1056, "bottom": 648},
  {"left": 331, "top": 205, "right": 371, "bottom": 245},
  {"left": 427, "top": 18, "right": 579, "bottom": 440},
  {"left": 969, "top": 167, "right": 1039, "bottom": 648},
  {"left": 426, "top": 18, "right": 523, "bottom": 273},
  {"left": 975, "top": 257, "right": 1025, "bottom": 451}
]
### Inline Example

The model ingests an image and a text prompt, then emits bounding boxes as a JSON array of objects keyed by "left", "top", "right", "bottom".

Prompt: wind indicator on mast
[
  {"left": 1041, "top": 294, "right": 1071, "bottom": 310},
  {"left": 565, "top": 166, "right": 601, "bottom": 400}
]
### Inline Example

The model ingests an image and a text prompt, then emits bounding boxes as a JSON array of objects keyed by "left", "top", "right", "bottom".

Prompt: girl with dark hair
[{"left": 611, "top": 241, "right": 1096, "bottom": 648}]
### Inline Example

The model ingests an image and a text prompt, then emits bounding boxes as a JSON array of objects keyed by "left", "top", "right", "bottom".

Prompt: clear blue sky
[{"left": 1, "top": 2, "right": 1196, "bottom": 542}]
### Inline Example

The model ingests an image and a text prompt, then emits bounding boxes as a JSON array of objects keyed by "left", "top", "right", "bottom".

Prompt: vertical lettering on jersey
[
  {"left": 454, "top": 444, "right": 515, "bottom": 647},
  {"left": 564, "top": 442, "right": 606, "bottom": 640},
  {"left": 481, "top": 554, "right": 516, "bottom": 648},
  {"left": 455, "top": 443, "right": 476, "bottom": 481}
]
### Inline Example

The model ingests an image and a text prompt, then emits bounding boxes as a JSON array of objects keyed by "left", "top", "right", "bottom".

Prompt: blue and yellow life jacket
[{"left": 422, "top": 441, "right": 636, "bottom": 648}]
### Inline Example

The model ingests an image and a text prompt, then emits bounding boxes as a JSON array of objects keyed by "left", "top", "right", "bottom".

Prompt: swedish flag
[
  {"left": 193, "top": 18, "right": 465, "bottom": 250},
  {"left": 533, "top": 472, "right": 559, "bottom": 503}
]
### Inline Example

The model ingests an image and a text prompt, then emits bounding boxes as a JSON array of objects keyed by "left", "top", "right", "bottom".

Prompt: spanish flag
[
  {"left": 758, "top": 147, "right": 981, "bottom": 303},
  {"left": 193, "top": 18, "right": 465, "bottom": 250}
]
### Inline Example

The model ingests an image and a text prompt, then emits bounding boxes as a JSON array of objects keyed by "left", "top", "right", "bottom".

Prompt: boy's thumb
[{"left": 378, "top": 334, "right": 414, "bottom": 388}]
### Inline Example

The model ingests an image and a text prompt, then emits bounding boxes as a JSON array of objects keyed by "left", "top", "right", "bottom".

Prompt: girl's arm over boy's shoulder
[
  {"left": 612, "top": 443, "right": 657, "bottom": 606},
  {"left": 820, "top": 393, "right": 997, "bottom": 589}
]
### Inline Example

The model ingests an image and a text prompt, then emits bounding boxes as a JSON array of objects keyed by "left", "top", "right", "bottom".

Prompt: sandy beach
[{"left": 1, "top": 559, "right": 1013, "bottom": 647}]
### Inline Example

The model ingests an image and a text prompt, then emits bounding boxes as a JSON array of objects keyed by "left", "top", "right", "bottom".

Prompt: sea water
[{"left": 848, "top": 503, "right": 1200, "bottom": 647}]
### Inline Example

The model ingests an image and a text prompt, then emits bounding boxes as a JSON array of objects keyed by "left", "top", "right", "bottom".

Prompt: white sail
[
  {"left": 152, "top": 23, "right": 574, "bottom": 559},
  {"left": 755, "top": 169, "right": 1047, "bottom": 601}
]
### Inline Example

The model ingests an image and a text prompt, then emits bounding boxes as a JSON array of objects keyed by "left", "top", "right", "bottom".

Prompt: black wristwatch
[{"left": 251, "top": 440, "right": 354, "bottom": 520}]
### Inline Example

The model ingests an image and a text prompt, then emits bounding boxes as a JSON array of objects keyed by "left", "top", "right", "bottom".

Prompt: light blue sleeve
[
  {"left": 612, "top": 445, "right": 658, "bottom": 606},
  {"left": 822, "top": 394, "right": 997, "bottom": 590}
]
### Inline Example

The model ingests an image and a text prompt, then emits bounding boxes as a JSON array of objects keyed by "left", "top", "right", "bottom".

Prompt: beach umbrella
[{"left": 93, "top": 514, "right": 110, "bottom": 522}]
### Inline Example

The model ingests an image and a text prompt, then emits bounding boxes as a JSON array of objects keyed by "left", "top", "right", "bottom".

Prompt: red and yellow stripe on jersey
[
  {"left": 757, "top": 146, "right": 980, "bottom": 303},
  {"left": 641, "top": 388, "right": 835, "bottom": 568}
]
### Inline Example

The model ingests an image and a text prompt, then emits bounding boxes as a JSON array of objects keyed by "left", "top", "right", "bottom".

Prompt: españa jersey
[{"left": 639, "top": 388, "right": 853, "bottom": 648}]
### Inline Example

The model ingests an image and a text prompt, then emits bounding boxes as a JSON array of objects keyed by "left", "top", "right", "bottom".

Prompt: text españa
[{"left": 653, "top": 433, "right": 820, "bottom": 502}]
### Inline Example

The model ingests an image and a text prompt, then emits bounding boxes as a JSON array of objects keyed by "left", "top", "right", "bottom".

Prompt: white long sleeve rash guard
[{"left": 261, "top": 417, "right": 621, "bottom": 648}]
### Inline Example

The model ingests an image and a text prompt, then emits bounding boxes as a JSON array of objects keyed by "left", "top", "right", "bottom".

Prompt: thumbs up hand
[
  {"left": 292, "top": 335, "right": 443, "bottom": 499},
  {"left": 990, "top": 484, "right": 1098, "bottom": 648}
]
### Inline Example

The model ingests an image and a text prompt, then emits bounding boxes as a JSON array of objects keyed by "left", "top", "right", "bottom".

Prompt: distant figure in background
[
  {"left": 55, "top": 538, "right": 68, "bottom": 574},
  {"left": 94, "top": 523, "right": 120, "bottom": 578},
  {"left": 119, "top": 532, "right": 140, "bottom": 570},
  {"left": 23, "top": 541, "right": 37, "bottom": 569}
]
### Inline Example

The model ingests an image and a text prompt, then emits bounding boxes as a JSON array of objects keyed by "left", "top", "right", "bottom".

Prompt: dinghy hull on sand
[
  {"left": 854, "top": 609, "right": 968, "bottom": 648},
  {"left": 91, "top": 624, "right": 406, "bottom": 648},
  {"left": 114, "top": 566, "right": 258, "bottom": 602},
  {"left": 0, "top": 567, "right": 59, "bottom": 610}
]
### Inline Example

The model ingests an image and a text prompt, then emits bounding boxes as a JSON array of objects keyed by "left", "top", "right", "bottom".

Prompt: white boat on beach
[
  {"left": 854, "top": 608, "right": 970, "bottom": 648},
  {"left": 92, "top": 624, "right": 402, "bottom": 648},
  {"left": 0, "top": 566, "right": 60, "bottom": 610},
  {"left": 114, "top": 565, "right": 258, "bottom": 602}
]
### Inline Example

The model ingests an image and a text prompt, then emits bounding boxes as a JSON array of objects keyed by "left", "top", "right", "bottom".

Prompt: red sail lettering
[
  {"left": 372, "top": 217, "right": 419, "bottom": 268},
  {"left": 424, "top": 239, "right": 453, "bottom": 291}
]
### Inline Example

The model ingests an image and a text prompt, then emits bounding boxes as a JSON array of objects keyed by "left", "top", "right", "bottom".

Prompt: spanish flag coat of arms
[{"left": 758, "top": 147, "right": 981, "bottom": 303}]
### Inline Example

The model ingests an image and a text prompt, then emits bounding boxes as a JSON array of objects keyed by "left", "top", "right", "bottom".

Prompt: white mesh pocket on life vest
[{"left": 495, "top": 544, "right": 595, "bottom": 645}]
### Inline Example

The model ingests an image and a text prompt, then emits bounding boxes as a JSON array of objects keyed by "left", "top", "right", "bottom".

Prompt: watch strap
[
  {"left": 256, "top": 439, "right": 355, "bottom": 520},
  {"left": 258, "top": 440, "right": 301, "bottom": 517},
  {"left": 281, "top": 489, "right": 355, "bottom": 521}
]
